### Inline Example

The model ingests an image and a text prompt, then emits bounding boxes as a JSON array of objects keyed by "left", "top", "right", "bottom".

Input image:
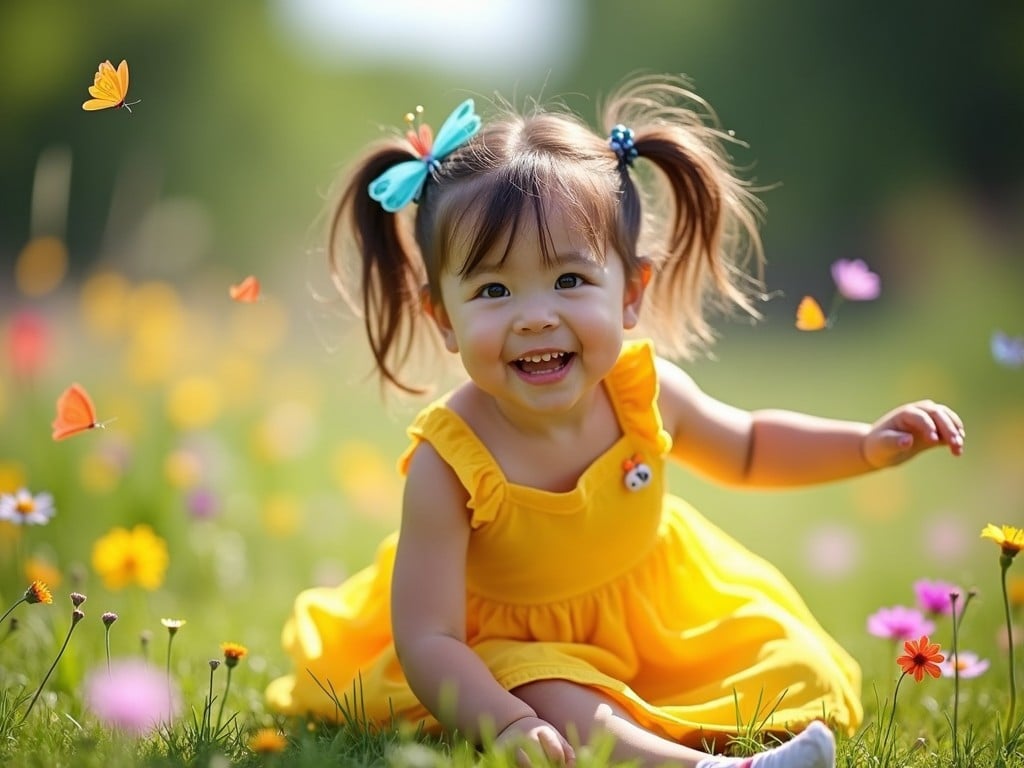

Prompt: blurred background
[{"left": 1, "top": 1, "right": 1022, "bottom": 680}]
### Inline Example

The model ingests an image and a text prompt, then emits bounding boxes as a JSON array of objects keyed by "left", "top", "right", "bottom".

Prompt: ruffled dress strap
[
  {"left": 397, "top": 400, "right": 505, "bottom": 529},
  {"left": 606, "top": 338, "right": 673, "bottom": 458}
]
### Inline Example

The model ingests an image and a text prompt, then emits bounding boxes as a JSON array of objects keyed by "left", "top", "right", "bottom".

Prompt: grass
[{"left": 1, "top": 194, "right": 1023, "bottom": 765}]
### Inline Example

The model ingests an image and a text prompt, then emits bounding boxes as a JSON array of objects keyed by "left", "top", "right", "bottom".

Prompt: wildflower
[
  {"left": 25, "top": 580, "right": 53, "bottom": 605},
  {"left": 982, "top": 523, "right": 1024, "bottom": 560},
  {"left": 914, "top": 578, "right": 963, "bottom": 616},
  {"left": 897, "top": 634, "right": 945, "bottom": 681},
  {"left": 91, "top": 524, "right": 169, "bottom": 590},
  {"left": 831, "top": 258, "right": 880, "bottom": 301},
  {"left": 21, "top": 605, "right": 85, "bottom": 722},
  {"left": 1, "top": 581, "right": 53, "bottom": 625},
  {"left": 221, "top": 641, "right": 248, "bottom": 668},
  {"left": 982, "top": 523, "right": 1021, "bottom": 732},
  {"left": 84, "top": 659, "right": 181, "bottom": 736},
  {"left": 249, "top": 728, "right": 288, "bottom": 754},
  {"left": 867, "top": 605, "right": 935, "bottom": 641},
  {"left": 0, "top": 488, "right": 56, "bottom": 525},
  {"left": 102, "top": 612, "right": 118, "bottom": 674},
  {"left": 216, "top": 642, "right": 248, "bottom": 733},
  {"left": 939, "top": 651, "right": 990, "bottom": 679},
  {"left": 70, "top": 592, "right": 86, "bottom": 608},
  {"left": 160, "top": 617, "right": 186, "bottom": 633},
  {"left": 880, "top": 635, "right": 943, "bottom": 761}
]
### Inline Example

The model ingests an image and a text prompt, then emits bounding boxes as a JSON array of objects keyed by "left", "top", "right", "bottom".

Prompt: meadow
[{"left": 1, "top": 172, "right": 1023, "bottom": 767}]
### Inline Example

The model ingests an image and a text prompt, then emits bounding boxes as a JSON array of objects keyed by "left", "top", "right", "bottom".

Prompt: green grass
[{"left": 1, "top": 197, "right": 1023, "bottom": 766}]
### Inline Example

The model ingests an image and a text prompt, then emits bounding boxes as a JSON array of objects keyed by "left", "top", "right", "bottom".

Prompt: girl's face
[{"left": 428, "top": 205, "right": 646, "bottom": 421}]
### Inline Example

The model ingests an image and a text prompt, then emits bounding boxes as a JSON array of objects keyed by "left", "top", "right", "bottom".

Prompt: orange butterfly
[
  {"left": 795, "top": 296, "right": 828, "bottom": 331},
  {"left": 82, "top": 59, "right": 140, "bottom": 113},
  {"left": 52, "top": 383, "right": 112, "bottom": 440},
  {"left": 229, "top": 275, "right": 261, "bottom": 302}
]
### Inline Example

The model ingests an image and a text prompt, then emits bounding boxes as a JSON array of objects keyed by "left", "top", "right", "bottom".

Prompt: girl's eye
[
  {"left": 477, "top": 283, "right": 510, "bottom": 299},
  {"left": 555, "top": 274, "right": 583, "bottom": 290}
]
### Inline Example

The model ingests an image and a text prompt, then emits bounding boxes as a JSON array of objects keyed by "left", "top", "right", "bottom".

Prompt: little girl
[{"left": 267, "top": 75, "right": 965, "bottom": 768}]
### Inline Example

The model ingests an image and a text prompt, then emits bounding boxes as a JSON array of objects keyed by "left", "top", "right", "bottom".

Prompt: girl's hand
[
  {"left": 863, "top": 400, "right": 965, "bottom": 469},
  {"left": 494, "top": 716, "right": 576, "bottom": 768}
]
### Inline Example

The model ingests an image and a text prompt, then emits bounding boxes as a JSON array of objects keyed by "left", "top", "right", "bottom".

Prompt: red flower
[{"left": 897, "top": 634, "right": 944, "bottom": 681}]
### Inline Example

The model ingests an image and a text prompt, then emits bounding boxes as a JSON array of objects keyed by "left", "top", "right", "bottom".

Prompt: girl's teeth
[{"left": 522, "top": 352, "right": 562, "bottom": 363}]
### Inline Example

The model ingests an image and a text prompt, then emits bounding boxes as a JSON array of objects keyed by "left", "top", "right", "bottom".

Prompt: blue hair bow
[{"left": 368, "top": 99, "right": 482, "bottom": 213}]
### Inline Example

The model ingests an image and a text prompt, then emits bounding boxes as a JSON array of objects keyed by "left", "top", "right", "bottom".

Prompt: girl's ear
[
  {"left": 622, "top": 258, "right": 652, "bottom": 330},
  {"left": 421, "top": 286, "right": 460, "bottom": 353}
]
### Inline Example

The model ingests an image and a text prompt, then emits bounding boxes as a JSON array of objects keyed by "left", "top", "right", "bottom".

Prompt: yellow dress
[{"left": 266, "top": 340, "right": 863, "bottom": 739}]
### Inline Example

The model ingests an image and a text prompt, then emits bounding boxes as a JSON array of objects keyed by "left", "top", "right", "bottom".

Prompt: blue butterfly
[
  {"left": 992, "top": 330, "right": 1024, "bottom": 369},
  {"left": 369, "top": 99, "right": 481, "bottom": 212}
]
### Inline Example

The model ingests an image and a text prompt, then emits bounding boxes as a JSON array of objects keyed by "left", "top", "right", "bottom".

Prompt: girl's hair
[{"left": 328, "top": 74, "right": 766, "bottom": 393}]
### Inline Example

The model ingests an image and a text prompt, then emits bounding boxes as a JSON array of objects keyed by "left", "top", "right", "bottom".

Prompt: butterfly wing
[
  {"left": 796, "top": 296, "right": 827, "bottom": 331},
  {"left": 52, "top": 383, "right": 98, "bottom": 440},
  {"left": 116, "top": 59, "right": 129, "bottom": 101},
  {"left": 432, "top": 99, "right": 481, "bottom": 159},
  {"left": 229, "top": 275, "right": 261, "bottom": 302},
  {"left": 82, "top": 59, "right": 128, "bottom": 110}
]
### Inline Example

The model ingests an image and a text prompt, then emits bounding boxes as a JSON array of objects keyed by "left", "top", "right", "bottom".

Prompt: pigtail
[
  {"left": 329, "top": 144, "right": 428, "bottom": 394},
  {"left": 602, "top": 75, "right": 766, "bottom": 358}
]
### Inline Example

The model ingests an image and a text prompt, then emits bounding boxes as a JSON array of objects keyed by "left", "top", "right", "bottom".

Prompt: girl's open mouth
[{"left": 512, "top": 351, "right": 574, "bottom": 375}]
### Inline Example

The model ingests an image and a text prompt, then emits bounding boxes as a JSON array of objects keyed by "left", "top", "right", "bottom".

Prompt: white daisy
[{"left": 0, "top": 488, "right": 56, "bottom": 525}]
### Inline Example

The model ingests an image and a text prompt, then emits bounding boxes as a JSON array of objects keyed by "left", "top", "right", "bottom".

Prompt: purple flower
[
  {"left": 939, "top": 651, "right": 990, "bottom": 679},
  {"left": 831, "top": 259, "right": 880, "bottom": 301},
  {"left": 914, "top": 578, "right": 963, "bottom": 616},
  {"left": 867, "top": 605, "right": 935, "bottom": 640},
  {"left": 84, "top": 659, "right": 181, "bottom": 736}
]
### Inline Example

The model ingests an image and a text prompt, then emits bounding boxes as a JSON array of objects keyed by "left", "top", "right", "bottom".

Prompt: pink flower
[
  {"left": 831, "top": 258, "right": 880, "bottom": 301},
  {"left": 84, "top": 659, "right": 181, "bottom": 736},
  {"left": 939, "top": 651, "right": 990, "bottom": 679},
  {"left": 867, "top": 605, "right": 935, "bottom": 640},
  {"left": 914, "top": 578, "right": 964, "bottom": 616},
  {"left": 6, "top": 309, "right": 50, "bottom": 378}
]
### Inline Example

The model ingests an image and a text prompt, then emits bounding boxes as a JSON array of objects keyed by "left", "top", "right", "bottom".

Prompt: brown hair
[{"left": 328, "top": 74, "right": 765, "bottom": 393}]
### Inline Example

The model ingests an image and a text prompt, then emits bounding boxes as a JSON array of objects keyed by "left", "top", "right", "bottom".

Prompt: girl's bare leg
[{"left": 513, "top": 680, "right": 834, "bottom": 768}]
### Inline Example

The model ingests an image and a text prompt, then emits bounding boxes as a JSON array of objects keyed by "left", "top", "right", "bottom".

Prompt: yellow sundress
[{"left": 266, "top": 339, "right": 863, "bottom": 740}]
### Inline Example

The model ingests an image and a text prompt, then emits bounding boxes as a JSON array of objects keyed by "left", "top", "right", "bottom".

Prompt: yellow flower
[
  {"left": 25, "top": 580, "right": 53, "bottom": 604},
  {"left": 248, "top": 728, "right": 287, "bottom": 754},
  {"left": 24, "top": 556, "right": 62, "bottom": 589},
  {"left": 91, "top": 525, "right": 169, "bottom": 590},
  {"left": 221, "top": 642, "right": 248, "bottom": 668},
  {"left": 982, "top": 524, "right": 1024, "bottom": 558},
  {"left": 1009, "top": 576, "right": 1024, "bottom": 609}
]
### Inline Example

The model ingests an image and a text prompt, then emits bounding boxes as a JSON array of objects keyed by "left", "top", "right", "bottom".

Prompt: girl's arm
[
  {"left": 392, "top": 442, "right": 539, "bottom": 740},
  {"left": 655, "top": 357, "right": 964, "bottom": 488}
]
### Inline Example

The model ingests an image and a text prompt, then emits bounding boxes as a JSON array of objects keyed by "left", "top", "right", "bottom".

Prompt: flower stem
[
  {"left": 215, "top": 667, "right": 233, "bottom": 734},
  {"left": 0, "top": 597, "right": 26, "bottom": 626},
  {"left": 20, "top": 611, "right": 81, "bottom": 723},
  {"left": 165, "top": 634, "right": 176, "bottom": 727},
  {"left": 950, "top": 592, "right": 961, "bottom": 762},
  {"left": 1001, "top": 557, "right": 1017, "bottom": 732},
  {"left": 883, "top": 671, "right": 907, "bottom": 766},
  {"left": 204, "top": 664, "right": 216, "bottom": 740}
]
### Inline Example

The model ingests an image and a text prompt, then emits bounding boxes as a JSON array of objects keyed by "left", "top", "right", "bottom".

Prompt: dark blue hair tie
[{"left": 608, "top": 124, "right": 638, "bottom": 169}]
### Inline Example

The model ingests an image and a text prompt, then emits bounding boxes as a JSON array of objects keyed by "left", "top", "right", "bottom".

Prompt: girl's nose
[{"left": 513, "top": 299, "right": 558, "bottom": 334}]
